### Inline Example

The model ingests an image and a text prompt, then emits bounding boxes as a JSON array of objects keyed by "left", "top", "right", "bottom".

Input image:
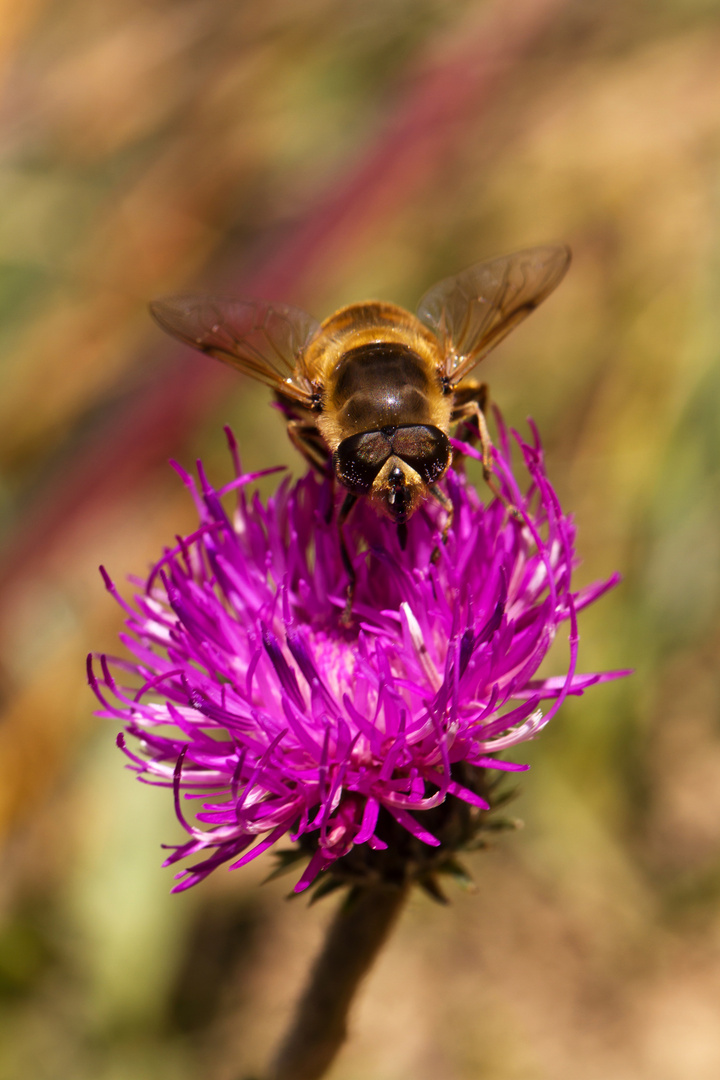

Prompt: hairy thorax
[{"left": 308, "top": 301, "right": 451, "bottom": 450}]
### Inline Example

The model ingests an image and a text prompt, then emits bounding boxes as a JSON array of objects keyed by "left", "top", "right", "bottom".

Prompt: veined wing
[
  {"left": 417, "top": 245, "right": 571, "bottom": 385},
  {"left": 149, "top": 296, "right": 321, "bottom": 406}
]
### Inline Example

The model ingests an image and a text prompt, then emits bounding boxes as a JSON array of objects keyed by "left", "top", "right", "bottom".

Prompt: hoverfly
[{"left": 151, "top": 244, "right": 570, "bottom": 545}]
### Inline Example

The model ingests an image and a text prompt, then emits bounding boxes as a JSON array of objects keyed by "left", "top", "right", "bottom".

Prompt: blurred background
[{"left": 1, "top": 0, "right": 720, "bottom": 1077}]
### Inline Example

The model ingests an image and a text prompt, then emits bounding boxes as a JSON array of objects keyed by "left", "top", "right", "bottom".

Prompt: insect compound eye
[
  {"left": 390, "top": 425, "right": 451, "bottom": 485},
  {"left": 333, "top": 430, "right": 393, "bottom": 493}
]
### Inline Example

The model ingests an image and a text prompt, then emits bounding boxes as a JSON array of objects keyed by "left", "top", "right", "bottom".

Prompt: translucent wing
[
  {"left": 417, "top": 245, "right": 571, "bottom": 384},
  {"left": 149, "top": 296, "right": 321, "bottom": 406}
]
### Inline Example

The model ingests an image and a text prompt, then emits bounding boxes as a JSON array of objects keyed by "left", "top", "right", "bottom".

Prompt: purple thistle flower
[{"left": 89, "top": 419, "right": 625, "bottom": 894}]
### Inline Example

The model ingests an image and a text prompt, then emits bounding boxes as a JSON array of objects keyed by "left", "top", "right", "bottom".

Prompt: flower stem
[{"left": 266, "top": 882, "right": 409, "bottom": 1080}]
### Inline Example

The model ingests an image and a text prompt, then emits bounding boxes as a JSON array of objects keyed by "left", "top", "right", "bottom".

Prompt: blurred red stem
[{"left": 0, "top": 0, "right": 568, "bottom": 593}]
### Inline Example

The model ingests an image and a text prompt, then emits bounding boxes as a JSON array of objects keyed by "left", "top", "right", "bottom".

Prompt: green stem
[{"left": 266, "top": 882, "right": 408, "bottom": 1080}]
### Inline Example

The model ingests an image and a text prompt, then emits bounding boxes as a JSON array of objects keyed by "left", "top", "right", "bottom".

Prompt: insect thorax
[{"left": 328, "top": 341, "right": 436, "bottom": 435}]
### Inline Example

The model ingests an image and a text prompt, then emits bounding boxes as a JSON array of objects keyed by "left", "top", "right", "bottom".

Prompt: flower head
[{"left": 89, "top": 420, "right": 624, "bottom": 894}]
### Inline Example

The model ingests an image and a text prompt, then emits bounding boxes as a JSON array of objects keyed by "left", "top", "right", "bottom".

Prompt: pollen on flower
[{"left": 88, "top": 421, "right": 626, "bottom": 894}]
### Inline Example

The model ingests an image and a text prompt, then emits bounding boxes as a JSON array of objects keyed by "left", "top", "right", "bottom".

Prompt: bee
[{"left": 150, "top": 245, "right": 570, "bottom": 544}]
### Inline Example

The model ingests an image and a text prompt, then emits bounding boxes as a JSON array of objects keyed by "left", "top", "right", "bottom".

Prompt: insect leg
[
  {"left": 451, "top": 383, "right": 517, "bottom": 515},
  {"left": 429, "top": 484, "right": 453, "bottom": 543},
  {"left": 285, "top": 420, "right": 338, "bottom": 525},
  {"left": 286, "top": 420, "right": 331, "bottom": 475},
  {"left": 450, "top": 380, "right": 488, "bottom": 447},
  {"left": 337, "top": 493, "right": 358, "bottom": 626}
]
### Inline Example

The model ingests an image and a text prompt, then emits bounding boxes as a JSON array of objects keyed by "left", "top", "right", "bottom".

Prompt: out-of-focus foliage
[{"left": 2, "top": 1, "right": 720, "bottom": 1078}]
